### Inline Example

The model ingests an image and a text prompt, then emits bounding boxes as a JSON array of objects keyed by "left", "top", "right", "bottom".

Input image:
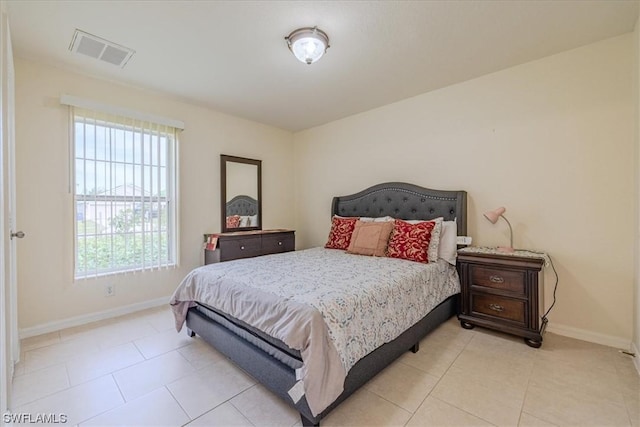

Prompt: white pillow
[
  {"left": 359, "top": 216, "right": 394, "bottom": 222},
  {"left": 238, "top": 216, "right": 250, "bottom": 227},
  {"left": 248, "top": 214, "right": 258, "bottom": 227},
  {"left": 438, "top": 220, "right": 458, "bottom": 265}
]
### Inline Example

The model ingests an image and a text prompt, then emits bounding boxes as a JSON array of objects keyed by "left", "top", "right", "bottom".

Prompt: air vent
[{"left": 69, "top": 29, "right": 135, "bottom": 68}]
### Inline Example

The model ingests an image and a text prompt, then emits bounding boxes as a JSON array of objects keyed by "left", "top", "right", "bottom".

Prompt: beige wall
[
  {"left": 294, "top": 35, "right": 635, "bottom": 343},
  {"left": 14, "top": 58, "right": 294, "bottom": 329},
  {"left": 226, "top": 161, "right": 258, "bottom": 201}
]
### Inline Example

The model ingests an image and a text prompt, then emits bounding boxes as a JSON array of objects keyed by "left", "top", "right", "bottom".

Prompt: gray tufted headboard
[
  {"left": 226, "top": 195, "right": 258, "bottom": 217},
  {"left": 331, "top": 182, "right": 467, "bottom": 236}
]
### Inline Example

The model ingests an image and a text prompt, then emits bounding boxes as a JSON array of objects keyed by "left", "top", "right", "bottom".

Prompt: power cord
[
  {"left": 541, "top": 254, "right": 558, "bottom": 321},
  {"left": 528, "top": 250, "right": 558, "bottom": 322}
]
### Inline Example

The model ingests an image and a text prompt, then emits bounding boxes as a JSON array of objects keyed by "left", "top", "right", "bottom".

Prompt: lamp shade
[
  {"left": 483, "top": 206, "right": 514, "bottom": 252},
  {"left": 285, "top": 27, "right": 330, "bottom": 65},
  {"left": 483, "top": 207, "right": 506, "bottom": 224}
]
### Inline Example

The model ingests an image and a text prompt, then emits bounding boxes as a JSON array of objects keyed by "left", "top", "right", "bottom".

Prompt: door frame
[
  {"left": 0, "top": 1, "right": 18, "bottom": 413},
  {"left": 0, "top": 2, "right": 9, "bottom": 414}
]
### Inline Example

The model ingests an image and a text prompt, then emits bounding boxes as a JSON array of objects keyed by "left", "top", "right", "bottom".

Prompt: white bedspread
[{"left": 170, "top": 247, "right": 460, "bottom": 416}]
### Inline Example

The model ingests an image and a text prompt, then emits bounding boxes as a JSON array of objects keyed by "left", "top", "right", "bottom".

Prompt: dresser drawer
[
  {"left": 471, "top": 266, "right": 526, "bottom": 295},
  {"left": 204, "top": 230, "right": 296, "bottom": 264},
  {"left": 471, "top": 293, "right": 526, "bottom": 325},
  {"left": 218, "top": 236, "right": 262, "bottom": 261},
  {"left": 262, "top": 233, "right": 294, "bottom": 255}
]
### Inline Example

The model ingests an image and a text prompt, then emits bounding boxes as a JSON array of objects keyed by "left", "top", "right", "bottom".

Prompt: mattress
[{"left": 194, "top": 302, "right": 303, "bottom": 369}]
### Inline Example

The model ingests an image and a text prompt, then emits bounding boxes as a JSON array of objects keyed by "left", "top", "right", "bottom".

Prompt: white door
[
  {"left": 0, "top": 5, "right": 8, "bottom": 413},
  {"left": 0, "top": 3, "right": 19, "bottom": 413},
  {"left": 6, "top": 4, "right": 18, "bottom": 370}
]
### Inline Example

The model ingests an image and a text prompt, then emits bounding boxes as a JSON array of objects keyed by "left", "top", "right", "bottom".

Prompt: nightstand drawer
[
  {"left": 471, "top": 266, "right": 526, "bottom": 294},
  {"left": 458, "top": 249, "right": 545, "bottom": 347},
  {"left": 218, "top": 237, "right": 262, "bottom": 261},
  {"left": 471, "top": 293, "right": 525, "bottom": 325},
  {"left": 262, "top": 233, "right": 294, "bottom": 255}
]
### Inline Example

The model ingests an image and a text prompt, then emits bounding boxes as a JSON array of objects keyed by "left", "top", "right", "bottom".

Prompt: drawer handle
[
  {"left": 278, "top": 241, "right": 282, "bottom": 246},
  {"left": 489, "top": 275, "right": 504, "bottom": 284},
  {"left": 240, "top": 246, "right": 245, "bottom": 250},
  {"left": 489, "top": 303, "right": 505, "bottom": 312}
]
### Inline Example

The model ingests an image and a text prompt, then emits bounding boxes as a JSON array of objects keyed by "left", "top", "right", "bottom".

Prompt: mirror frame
[{"left": 220, "top": 154, "right": 262, "bottom": 233}]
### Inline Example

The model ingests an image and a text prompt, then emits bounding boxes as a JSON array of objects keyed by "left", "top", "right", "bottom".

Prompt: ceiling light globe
[
  {"left": 292, "top": 37, "right": 324, "bottom": 64},
  {"left": 286, "top": 27, "right": 330, "bottom": 65}
]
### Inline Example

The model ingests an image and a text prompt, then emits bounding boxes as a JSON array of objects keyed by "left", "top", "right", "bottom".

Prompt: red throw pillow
[
  {"left": 386, "top": 219, "right": 436, "bottom": 263},
  {"left": 325, "top": 216, "right": 358, "bottom": 250},
  {"left": 226, "top": 215, "right": 241, "bottom": 228}
]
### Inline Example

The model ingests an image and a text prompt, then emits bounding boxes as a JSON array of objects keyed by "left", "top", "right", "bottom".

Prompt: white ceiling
[{"left": 6, "top": 1, "right": 640, "bottom": 132}]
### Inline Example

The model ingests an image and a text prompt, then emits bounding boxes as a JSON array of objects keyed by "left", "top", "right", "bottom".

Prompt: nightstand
[{"left": 457, "top": 247, "right": 547, "bottom": 348}]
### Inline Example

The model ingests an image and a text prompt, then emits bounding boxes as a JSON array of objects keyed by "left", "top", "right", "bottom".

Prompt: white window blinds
[{"left": 71, "top": 106, "right": 179, "bottom": 279}]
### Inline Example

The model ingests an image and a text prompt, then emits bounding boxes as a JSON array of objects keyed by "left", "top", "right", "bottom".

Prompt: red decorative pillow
[
  {"left": 386, "top": 219, "right": 436, "bottom": 263},
  {"left": 226, "top": 215, "right": 241, "bottom": 228},
  {"left": 325, "top": 216, "right": 358, "bottom": 250}
]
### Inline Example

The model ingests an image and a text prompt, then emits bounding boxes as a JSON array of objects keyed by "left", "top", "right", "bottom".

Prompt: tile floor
[{"left": 9, "top": 305, "right": 640, "bottom": 426}]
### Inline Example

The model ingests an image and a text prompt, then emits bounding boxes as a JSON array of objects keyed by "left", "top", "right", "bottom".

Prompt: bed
[{"left": 171, "top": 182, "right": 467, "bottom": 426}]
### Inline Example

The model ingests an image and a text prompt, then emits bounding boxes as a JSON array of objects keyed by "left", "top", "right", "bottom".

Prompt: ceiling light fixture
[{"left": 285, "top": 27, "right": 330, "bottom": 65}]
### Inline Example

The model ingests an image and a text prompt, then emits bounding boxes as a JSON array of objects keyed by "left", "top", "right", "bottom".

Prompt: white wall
[
  {"left": 14, "top": 58, "right": 294, "bottom": 330},
  {"left": 294, "top": 35, "right": 635, "bottom": 345}
]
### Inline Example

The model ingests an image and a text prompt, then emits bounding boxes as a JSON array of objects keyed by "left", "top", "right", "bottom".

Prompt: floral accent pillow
[
  {"left": 325, "top": 216, "right": 358, "bottom": 250},
  {"left": 406, "top": 218, "right": 442, "bottom": 263},
  {"left": 226, "top": 215, "right": 241, "bottom": 228},
  {"left": 386, "top": 219, "right": 436, "bottom": 263}
]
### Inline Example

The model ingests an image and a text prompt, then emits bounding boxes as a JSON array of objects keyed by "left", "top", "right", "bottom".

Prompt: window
[{"left": 72, "top": 107, "right": 178, "bottom": 278}]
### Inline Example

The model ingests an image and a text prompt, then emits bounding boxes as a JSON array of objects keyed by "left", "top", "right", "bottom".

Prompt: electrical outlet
[
  {"left": 456, "top": 236, "right": 472, "bottom": 245},
  {"left": 105, "top": 284, "right": 115, "bottom": 297}
]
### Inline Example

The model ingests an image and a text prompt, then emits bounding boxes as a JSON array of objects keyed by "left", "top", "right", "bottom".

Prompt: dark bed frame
[
  {"left": 225, "top": 195, "right": 258, "bottom": 216},
  {"left": 186, "top": 182, "right": 467, "bottom": 426}
]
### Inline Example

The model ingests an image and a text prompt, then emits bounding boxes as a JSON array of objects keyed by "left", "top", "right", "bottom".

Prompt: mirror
[{"left": 221, "top": 154, "right": 262, "bottom": 233}]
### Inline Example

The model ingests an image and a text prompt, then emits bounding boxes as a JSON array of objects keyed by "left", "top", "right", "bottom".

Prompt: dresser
[
  {"left": 205, "top": 229, "right": 295, "bottom": 264},
  {"left": 457, "top": 247, "right": 546, "bottom": 348}
]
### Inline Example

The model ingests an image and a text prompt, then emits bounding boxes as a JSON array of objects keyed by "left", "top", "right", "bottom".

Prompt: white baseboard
[
  {"left": 19, "top": 296, "right": 170, "bottom": 339},
  {"left": 546, "top": 322, "right": 632, "bottom": 350}
]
